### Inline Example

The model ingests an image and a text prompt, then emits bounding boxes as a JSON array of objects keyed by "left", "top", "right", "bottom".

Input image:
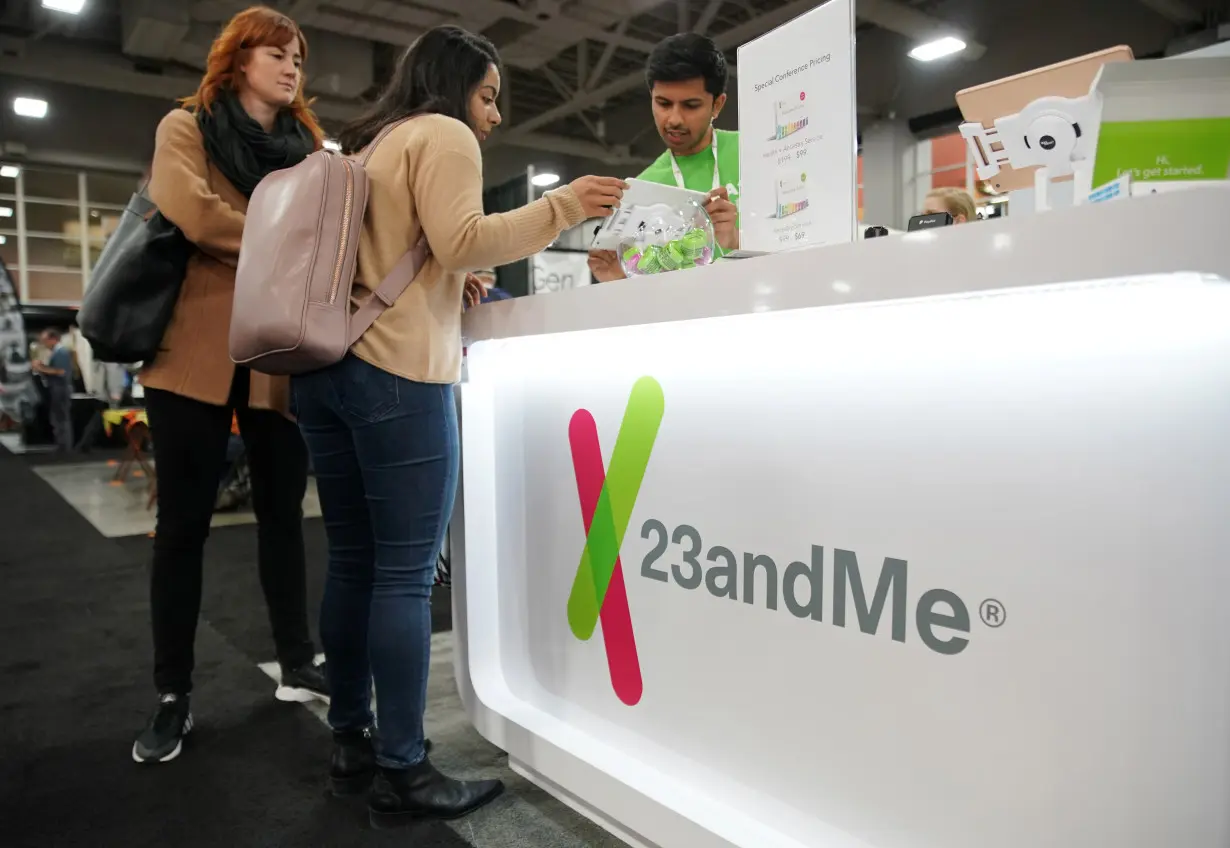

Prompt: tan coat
[{"left": 140, "top": 109, "right": 289, "bottom": 414}]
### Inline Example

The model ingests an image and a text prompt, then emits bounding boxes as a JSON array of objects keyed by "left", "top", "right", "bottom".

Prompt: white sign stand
[{"left": 736, "top": 0, "right": 857, "bottom": 253}]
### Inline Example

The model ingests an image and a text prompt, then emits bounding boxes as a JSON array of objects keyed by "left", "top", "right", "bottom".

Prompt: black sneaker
[
  {"left": 277, "top": 659, "right": 329, "bottom": 704},
  {"left": 132, "top": 693, "right": 193, "bottom": 764}
]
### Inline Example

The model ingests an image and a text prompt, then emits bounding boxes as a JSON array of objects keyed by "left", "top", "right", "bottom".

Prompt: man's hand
[
  {"left": 462, "top": 273, "right": 488, "bottom": 309},
  {"left": 587, "top": 249, "right": 626, "bottom": 283},
  {"left": 706, "top": 187, "right": 739, "bottom": 252}
]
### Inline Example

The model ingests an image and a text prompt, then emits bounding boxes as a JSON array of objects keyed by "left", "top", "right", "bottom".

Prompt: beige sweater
[{"left": 351, "top": 114, "right": 586, "bottom": 384}]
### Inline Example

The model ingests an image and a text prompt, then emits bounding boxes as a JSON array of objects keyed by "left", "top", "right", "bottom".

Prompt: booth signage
[
  {"left": 737, "top": 0, "right": 858, "bottom": 252},
  {"left": 455, "top": 193, "right": 1230, "bottom": 848},
  {"left": 565, "top": 371, "right": 998, "bottom": 710}
]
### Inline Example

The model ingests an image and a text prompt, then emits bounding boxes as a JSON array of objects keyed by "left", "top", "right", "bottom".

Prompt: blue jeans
[{"left": 292, "top": 354, "right": 458, "bottom": 769}]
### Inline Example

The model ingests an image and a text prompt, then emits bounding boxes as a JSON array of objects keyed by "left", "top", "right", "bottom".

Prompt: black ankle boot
[
  {"left": 369, "top": 759, "right": 504, "bottom": 827},
  {"left": 330, "top": 730, "right": 435, "bottom": 797},
  {"left": 329, "top": 728, "right": 375, "bottom": 796}
]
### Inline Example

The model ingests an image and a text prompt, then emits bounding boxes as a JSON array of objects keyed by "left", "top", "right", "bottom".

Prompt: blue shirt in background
[
  {"left": 47, "top": 345, "right": 73, "bottom": 392},
  {"left": 480, "top": 286, "right": 512, "bottom": 304}
]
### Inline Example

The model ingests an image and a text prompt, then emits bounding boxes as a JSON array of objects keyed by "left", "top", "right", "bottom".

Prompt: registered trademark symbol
[{"left": 979, "top": 599, "right": 1006, "bottom": 628}]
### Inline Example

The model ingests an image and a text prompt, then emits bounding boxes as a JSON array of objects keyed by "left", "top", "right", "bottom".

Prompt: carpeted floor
[{"left": 0, "top": 448, "right": 475, "bottom": 848}]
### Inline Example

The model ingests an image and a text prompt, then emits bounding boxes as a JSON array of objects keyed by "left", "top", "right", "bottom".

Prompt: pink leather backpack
[{"left": 229, "top": 118, "right": 428, "bottom": 376}]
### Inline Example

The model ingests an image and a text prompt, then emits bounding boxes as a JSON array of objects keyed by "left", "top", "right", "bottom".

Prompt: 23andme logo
[{"left": 566, "top": 376, "right": 665, "bottom": 707}]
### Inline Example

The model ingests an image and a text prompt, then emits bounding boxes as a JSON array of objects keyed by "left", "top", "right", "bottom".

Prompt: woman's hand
[
  {"left": 463, "top": 273, "right": 488, "bottom": 310},
  {"left": 569, "top": 176, "right": 629, "bottom": 219}
]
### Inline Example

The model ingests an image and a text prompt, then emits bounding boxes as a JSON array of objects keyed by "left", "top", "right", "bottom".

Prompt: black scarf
[{"left": 196, "top": 91, "right": 314, "bottom": 197}]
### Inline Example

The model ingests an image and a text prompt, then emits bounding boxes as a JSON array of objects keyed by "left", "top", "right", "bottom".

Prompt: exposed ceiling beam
[
  {"left": 373, "top": 0, "right": 663, "bottom": 55},
  {"left": 492, "top": 0, "right": 828, "bottom": 147},
  {"left": 576, "top": 38, "right": 589, "bottom": 88},
  {"left": 694, "top": 0, "right": 724, "bottom": 36},
  {"left": 498, "top": 0, "right": 665, "bottom": 70},
  {"left": 1135, "top": 0, "right": 1205, "bottom": 25},
  {"left": 492, "top": 0, "right": 978, "bottom": 146},
  {"left": 0, "top": 40, "right": 639, "bottom": 164},
  {"left": 587, "top": 20, "right": 628, "bottom": 90},
  {"left": 541, "top": 65, "right": 605, "bottom": 143},
  {"left": 285, "top": 0, "right": 327, "bottom": 15}
]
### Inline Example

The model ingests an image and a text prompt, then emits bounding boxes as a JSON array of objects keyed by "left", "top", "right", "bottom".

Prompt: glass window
[
  {"left": 26, "top": 236, "right": 82, "bottom": 269},
  {"left": 88, "top": 172, "right": 142, "bottom": 206},
  {"left": 0, "top": 235, "right": 17, "bottom": 268},
  {"left": 21, "top": 168, "right": 78, "bottom": 203},
  {"left": 1, "top": 268, "right": 19, "bottom": 300},
  {"left": 87, "top": 208, "right": 123, "bottom": 244},
  {"left": 26, "top": 270, "right": 83, "bottom": 302},
  {"left": 24, "top": 202, "right": 80, "bottom": 237}
]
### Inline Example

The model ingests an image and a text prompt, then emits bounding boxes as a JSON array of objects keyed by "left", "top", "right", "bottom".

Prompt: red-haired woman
[{"left": 133, "top": 5, "right": 327, "bottom": 764}]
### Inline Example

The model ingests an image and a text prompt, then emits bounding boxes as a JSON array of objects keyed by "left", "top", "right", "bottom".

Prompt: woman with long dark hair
[
  {"left": 291, "top": 24, "right": 625, "bottom": 826},
  {"left": 132, "top": 5, "right": 327, "bottom": 765}
]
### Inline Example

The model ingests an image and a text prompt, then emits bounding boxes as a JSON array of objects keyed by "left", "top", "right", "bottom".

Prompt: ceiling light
[
  {"left": 0, "top": 236, "right": 6, "bottom": 245},
  {"left": 532, "top": 172, "right": 561, "bottom": 187},
  {"left": 42, "top": 0, "right": 87, "bottom": 13},
  {"left": 13, "top": 97, "right": 49, "bottom": 119},
  {"left": 909, "top": 36, "right": 966, "bottom": 62},
  {"left": 323, "top": 139, "right": 341, "bottom": 151},
  {"left": 0, "top": 165, "right": 18, "bottom": 179},
  {"left": 0, "top": 207, "right": 13, "bottom": 218}
]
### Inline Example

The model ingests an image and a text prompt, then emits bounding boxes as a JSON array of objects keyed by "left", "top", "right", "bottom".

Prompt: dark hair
[
  {"left": 645, "top": 33, "right": 727, "bottom": 99},
  {"left": 339, "top": 25, "right": 500, "bottom": 154},
  {"left": 42, "top": 327, "right": 62, "bottom": 340}
]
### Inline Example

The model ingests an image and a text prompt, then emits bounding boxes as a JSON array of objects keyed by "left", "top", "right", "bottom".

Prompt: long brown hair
[{"left": 180, "top": 5, "right": 325, "bottom": 150}]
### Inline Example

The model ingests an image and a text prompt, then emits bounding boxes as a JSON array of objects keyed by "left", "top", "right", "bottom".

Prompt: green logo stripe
[{"left": 567, "top": 377, "right": 665, "bottom": 640}]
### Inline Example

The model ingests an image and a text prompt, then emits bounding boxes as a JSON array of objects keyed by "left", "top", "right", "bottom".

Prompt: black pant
[{"left": 145, "top": 369, "right": 314, "bottom": 695}]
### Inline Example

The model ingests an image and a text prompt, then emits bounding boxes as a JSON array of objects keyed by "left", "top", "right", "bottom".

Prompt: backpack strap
[
  {"left": 346, "top": 114, "right": 431, "bottom": 346},
  {"left": 347, "top": 236, "right": 431, "bottom": 347},
  {"left": 356, "top": 115, "right": 417, "bottom": 166}
]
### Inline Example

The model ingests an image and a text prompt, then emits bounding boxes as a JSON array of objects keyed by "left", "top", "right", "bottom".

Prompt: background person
[
  {"left": 291, "top": 24, "right": 624, "bottom": 827},
  {"left": 132, "top": 5, "right": 327, "bottom": 766},
  {"left": 923, "top": 186, "right": 977, "bottom": 223},
  {"left": 31, "top": 328, "right": 73, "bottom": 453},
  {"left": 589, "top": 33, "right": 739, "bottom": 282}
]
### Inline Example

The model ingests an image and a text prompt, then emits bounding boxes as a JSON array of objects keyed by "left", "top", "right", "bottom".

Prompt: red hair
[{"left": 180, "top": 5, "right": 324, "bottom": 150}]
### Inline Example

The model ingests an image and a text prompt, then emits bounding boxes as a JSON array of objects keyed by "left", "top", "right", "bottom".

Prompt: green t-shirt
[
  {"left": 637, "top": 129, "right": 740, "bottom": 257},
  {"left": 638, "top": 128, "right": 740, "bottom": 196}
]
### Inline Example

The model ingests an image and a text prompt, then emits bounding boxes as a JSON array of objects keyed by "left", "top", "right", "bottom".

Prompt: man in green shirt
[{"left": 589, "top": 33, "right": 740, "bottom": 282}]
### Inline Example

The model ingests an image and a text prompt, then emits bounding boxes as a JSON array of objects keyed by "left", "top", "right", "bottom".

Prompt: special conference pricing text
[{"left": 752, "top": 54, "right": 832, "bottom": 93}]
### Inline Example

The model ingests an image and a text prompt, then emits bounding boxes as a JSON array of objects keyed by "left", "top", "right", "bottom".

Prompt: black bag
[{"left": 78, "top": 190, "right": 190, "bottom": 364}]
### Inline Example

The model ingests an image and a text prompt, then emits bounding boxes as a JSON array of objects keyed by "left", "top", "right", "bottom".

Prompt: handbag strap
[{"left": 345, "top": 114, "right": 431, "bottom": 346}]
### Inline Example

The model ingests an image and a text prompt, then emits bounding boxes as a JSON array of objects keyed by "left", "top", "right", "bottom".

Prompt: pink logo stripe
[{"left": 568, "top": 410, "right": 644, "bottom": 706}]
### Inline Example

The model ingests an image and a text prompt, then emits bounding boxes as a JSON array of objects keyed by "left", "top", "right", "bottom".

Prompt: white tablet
[{"left": 589, "top": 178, "right": 712, "bottom": 251}]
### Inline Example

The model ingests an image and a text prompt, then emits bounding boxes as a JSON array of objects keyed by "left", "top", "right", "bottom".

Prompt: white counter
[{"left": 451, "top": 189, "right": 1230, "bottom": 848}]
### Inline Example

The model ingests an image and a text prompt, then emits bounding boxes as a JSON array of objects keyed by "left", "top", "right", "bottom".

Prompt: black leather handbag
[{"left": 78, "top": 189, "right": 190, "bottom": 364}]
